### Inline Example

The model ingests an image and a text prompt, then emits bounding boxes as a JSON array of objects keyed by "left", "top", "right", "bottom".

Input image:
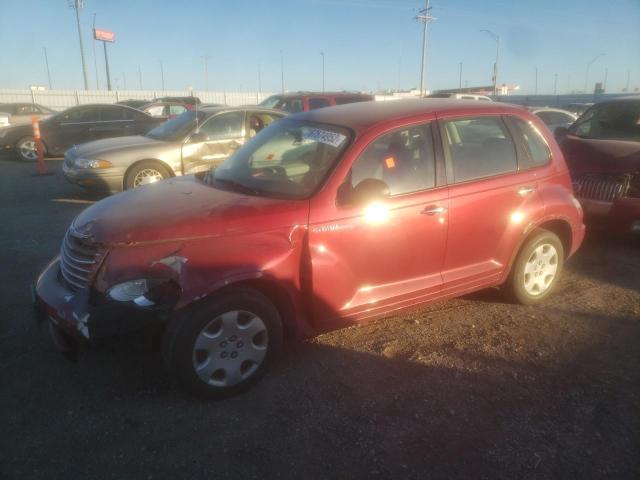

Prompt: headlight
[
  {"left": 108, "top": 278, "right": 180, "bottom": 307},
  {"left": 74, "top": 158, "right": 113, "bottom": 169}
]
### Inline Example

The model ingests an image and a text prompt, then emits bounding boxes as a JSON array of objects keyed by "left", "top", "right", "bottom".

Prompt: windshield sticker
[{"left": 302, "top": 128, "right": 346, "bottom": 148}]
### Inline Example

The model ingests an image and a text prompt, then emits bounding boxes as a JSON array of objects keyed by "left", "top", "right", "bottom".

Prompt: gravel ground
[{"left": 1, "top": 158, "right": 639, "bottom": 480}]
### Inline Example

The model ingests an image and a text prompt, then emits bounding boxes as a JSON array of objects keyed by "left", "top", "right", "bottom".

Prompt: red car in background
[
  {"left": 260, "top": 91, "right": 374, "bottom": 113},
  {"left": 35, "top": 99, "right": 584, "bottom": 398},
  {"left": 557, "top": 97, "right": 640, "bottom": 233}
]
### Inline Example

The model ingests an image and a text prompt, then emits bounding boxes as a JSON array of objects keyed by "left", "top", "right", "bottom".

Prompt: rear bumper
[
  {"left": 62, "top": 162, "right": 124, "bottom": 192},
  {"left": 34, "top": 257, "right": 160, "bottom": 349},
  {"left": 579, "top": 197, "right": 640, "bottom": 233}
]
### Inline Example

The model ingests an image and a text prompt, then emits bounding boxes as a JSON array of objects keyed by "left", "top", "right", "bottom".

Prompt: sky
[{"left": 0, "top": 0, "right": 639, "bottom": 95}]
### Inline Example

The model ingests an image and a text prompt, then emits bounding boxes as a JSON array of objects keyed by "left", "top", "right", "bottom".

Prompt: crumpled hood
[
  {"left": 70, "top": 175, "right": 308, "bottom": 246},
  {"left": 66, "top": 135, "right": 167, "bottom": 158}
]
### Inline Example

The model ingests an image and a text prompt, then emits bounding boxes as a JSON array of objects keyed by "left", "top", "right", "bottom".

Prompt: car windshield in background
[
  {"left": 259, "top": 95, "right": 281, "bottom": 109},
  {"left": 146, "top": 110, "right": 206, "bottom": 141},
  {"left": 213, "top": 119, "right": 350, "bottom": 199},
  {"left": 570, "top": 102, "right": 640, "bottom": 141}
]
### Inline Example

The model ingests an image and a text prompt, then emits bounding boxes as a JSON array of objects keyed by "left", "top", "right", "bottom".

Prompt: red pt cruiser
[{"left": 35, "top": 100, "right": 585, "bottom": 398}]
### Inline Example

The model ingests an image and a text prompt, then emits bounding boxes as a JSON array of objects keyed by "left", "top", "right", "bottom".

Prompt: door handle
[
  {"left": 517, "top": 185, "right": 535, "bottom": 196},
  {"left": 421, "top": 205, "right": 447, "bottom": 216}
]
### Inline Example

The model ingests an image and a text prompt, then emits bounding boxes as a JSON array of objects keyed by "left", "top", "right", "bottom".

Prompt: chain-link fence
[{"left": 0, "top": 89, "right": 275, "bottom": 111}]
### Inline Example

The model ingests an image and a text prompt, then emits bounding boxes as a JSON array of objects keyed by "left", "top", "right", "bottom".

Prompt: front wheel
[
  {"left": 162, "top": 288, "right": 283, "bottom": 399},
  {"left": 16, "top": 136, "right": 40, "bottom": 162},
  {"left": 124, "top": 161, "right": 171, "bottom": 189},
  {"left": 505, "top": 229, "right": 564, "bottom": 305}
]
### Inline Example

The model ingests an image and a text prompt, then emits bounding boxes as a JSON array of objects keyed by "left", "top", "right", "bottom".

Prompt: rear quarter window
[{"left": 510, "top": 117, "right": 551, "bottom": 169}]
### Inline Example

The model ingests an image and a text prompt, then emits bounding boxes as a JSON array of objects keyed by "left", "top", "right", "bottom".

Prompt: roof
[
  {"left": 268, "top": 91, "right": 373, "bottom": 98},
  {"left": 290, "top": 98, "right": 526, "bottom": 132},
  {"left": 198, "top": 105, "right": 286, "bottom": 116}
]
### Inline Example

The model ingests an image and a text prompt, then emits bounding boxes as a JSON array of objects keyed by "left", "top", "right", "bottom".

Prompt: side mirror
[
  {"left": 189, "top": 131, "right": 207, "bottom": 143},
  {"left": 337, "top": 178, "right": 390, "bottom": 206},
  {"left": 554, "top": 126, "right": 568, "bottom": 138}
]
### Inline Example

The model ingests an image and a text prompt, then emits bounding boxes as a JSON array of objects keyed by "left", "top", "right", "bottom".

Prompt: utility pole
[
  {"left": 92, "top": 13, "right": 99, "bottom": 89},
  {"left": 122, "top": 71, "right": 127, "bottom": 90},
  {"left": 553, "top": 73, "right": 558, "bottom": 95},
  {"left": 481, "top": 29, "right": 499, "bottom": 96},
  {"left": 69, "top": 0, "right": 89, "bottom": 90},
  {"left": 320, "top": 51, "right": 325, "bottom": 92},
  {"left": 625, "top": 70, "right": 631, "bottom": 92},
  {"left": 103, "top": 41, "right": 112, "bottom": 90},
  {"left": 257, "top": 61, "right": 262, "bottom": 93},
  {"left": 535, "top": 67, "right": 538, "bottom": 95},
  {"left": 584, "top": 53, "right": 605, "bottom": 93},
  {"left": 603, "top": 67, "right": 608, "bottom": 92},
  {"left": 280, "top": 50, "right": 285, "bottom": 93},
  {"left": 459, "top": 61, "right": 463, "bottom": 89},
  {"left": 416, "top": 0, "right": 435, "bottom": 96},
  {"left": 138, "top": 65, "right": 143, "bottom": 90},
  {"left": 43, "top": 47, "right": 52, "bottom": 89},
  {"left": 398, "top": 57, "right": 402, "bottom": 92},
  {"left": 160, "top": 60, "right": 165, "bottom": 91},
  {"left": 201, "top": 55, "right": 210, "bottom": 91}
]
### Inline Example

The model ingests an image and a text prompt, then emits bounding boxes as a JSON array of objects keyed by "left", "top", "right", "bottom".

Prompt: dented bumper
[{"left": 34, "top": 257, "right": 159, "bottom": 348}]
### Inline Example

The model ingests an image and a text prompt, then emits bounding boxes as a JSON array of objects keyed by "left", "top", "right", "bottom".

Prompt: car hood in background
[
  {"left": 560, "top": 134, "right": 640, "bottom": 176},
  {"left": 70, "top": 175, "right": 308, "bottom": 246},
  {"left": 66, "top": 135, "right": 171, "bottom": 158}
]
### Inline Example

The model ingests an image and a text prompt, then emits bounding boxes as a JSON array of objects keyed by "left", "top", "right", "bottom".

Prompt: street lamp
[
  {"left": 481, "top": 29, "right": 500, "bottom": 97},
  {"left": 69, "top": 0, "right": 89, "bottom": 90},
  {"left": 320, "top": 51, "right": 325, "bottom": 93},
  {"left": 584, "top": 53, "right": 605, "bottom": 93},
  {"left": 201, "top": 55, "right": 210, "bottom": 91}
]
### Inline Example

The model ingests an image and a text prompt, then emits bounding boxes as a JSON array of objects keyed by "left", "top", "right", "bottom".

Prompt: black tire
[
  {"left": 505, "top": 229, "right": 564, "bottom": 305},
  {"left": 16, "top": 136, "right": 42, "bottom": 162},
  {"left": 124, "top": 160, "right": 171, "bottom": 190},
  {"left": 162, "top": 287, "right": 283, "bottom": 399}
]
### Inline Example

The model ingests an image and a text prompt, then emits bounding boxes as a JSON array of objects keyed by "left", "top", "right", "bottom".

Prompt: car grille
[
  {"left": 574, "top": 175, "right": 628, "bottom": 203},
  {"left": 59, "top": 231, "right": 101, "bottom": 291}
]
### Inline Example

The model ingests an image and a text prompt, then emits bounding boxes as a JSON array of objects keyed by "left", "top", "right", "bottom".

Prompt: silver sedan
[{"left": 62, "top": 106, "right": 285, "bottom": 192}]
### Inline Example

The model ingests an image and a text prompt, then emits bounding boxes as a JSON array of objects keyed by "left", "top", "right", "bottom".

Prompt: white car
[
  {"left": 0, "top": 103, "right": 55, "bottom": 128},
  {"left": 429, "top": 93, "right": 492, "bottom": 101},
  {"left": 528, "top": 107, "right": 578, "bottom": 133}
]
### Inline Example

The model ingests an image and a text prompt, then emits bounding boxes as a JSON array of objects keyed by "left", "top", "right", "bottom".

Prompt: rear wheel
[
  {"left": 506, "top": 229, "right": 564, "bottom": 305},
  {"left": 16, "top": 136, "right": 41, "bottom": 162},
  {"left": 162, "top": 288, "right": 282, "bottom": 399},
  {"left": 124, "top": 161, "right": 171, "bottom": 189}
]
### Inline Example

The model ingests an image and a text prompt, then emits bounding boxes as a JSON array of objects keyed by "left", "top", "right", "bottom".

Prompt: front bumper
[
  {"left": 579, "top": 197, "right": 640, "bottom": 233},
  {"left": 62, "top": 161, "right": 124, "bottom": 192},
  {"left": 34, "top": 258, "right": 160, "bottom": 348}
]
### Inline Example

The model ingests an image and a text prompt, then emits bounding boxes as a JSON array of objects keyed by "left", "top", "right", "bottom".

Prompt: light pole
[
  {"left": 69, "top": 0, "right": 89, "bottom": 90},
  {"left": 92, "top": 13, "right": 99, "bottom": 89},
  {"left": 138, "top": 65, "right": 143, "bottom": 90},
  {"left": 534, "top": 66, "right": 538, "bottom": 95},
  {"left": 160, "top": 60, "right": 165, "bottom": 92},
  {"left": 201, "top": 55, "right": 210, "bottom": 91},
  {"left": 459, "top": 61, "right": 463, "bottom": 89},
  {"left": 416, "top": 0, "right": 435, "bottom": 96},
  {"left": 320, "top": 51, "right": 325, "bottom": 92},
  {"left": 280, "top": 50, "right": 285, "bottom": 93},
  {"left": 584, "top": 53, "right": 605, "bottom": 93},
  {"left": 43, "top": 47, "right": 52, "bottom": 89},
  {"left": 553, "top": 73, "right": 558, "bottom": 95},
  {"left": 481, "top": 29, "right": 499, "bottom": 96}
]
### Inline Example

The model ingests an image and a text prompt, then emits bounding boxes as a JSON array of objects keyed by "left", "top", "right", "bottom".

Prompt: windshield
[
  {"left": 146, "top": 110, "right": 206, "bottom": 141},
  {"left": 259, "top": 95, "right": 281, "bottom": 109},
  {"left": 569, "top": 102, "right": 640, "bottom": 141},
  {"left": 212, "top": 119, "right": 351, "bottom": 199}
]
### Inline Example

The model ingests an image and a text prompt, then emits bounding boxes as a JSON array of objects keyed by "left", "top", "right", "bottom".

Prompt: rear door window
[
  {"left": 441, "top": 116, "right": 517, "bottom": 183},
  {"left": 277, "top": 98, "right": 303, "bottom": 113},
  {"left": 100, "top": 106, "right": 127, "bottom": 121}
]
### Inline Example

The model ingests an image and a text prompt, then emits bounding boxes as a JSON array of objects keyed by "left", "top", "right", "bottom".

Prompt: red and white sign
[{"left": 94, "top": 28, "right": 115, "bottom": 43}]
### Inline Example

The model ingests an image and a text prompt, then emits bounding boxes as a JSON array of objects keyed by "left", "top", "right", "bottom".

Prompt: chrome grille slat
[
  {"left": 574, "top": 175, "right": 627, "bottom": 203},
  {"left": 59, "top": 231, "right": 101, "bottom": 292}
]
